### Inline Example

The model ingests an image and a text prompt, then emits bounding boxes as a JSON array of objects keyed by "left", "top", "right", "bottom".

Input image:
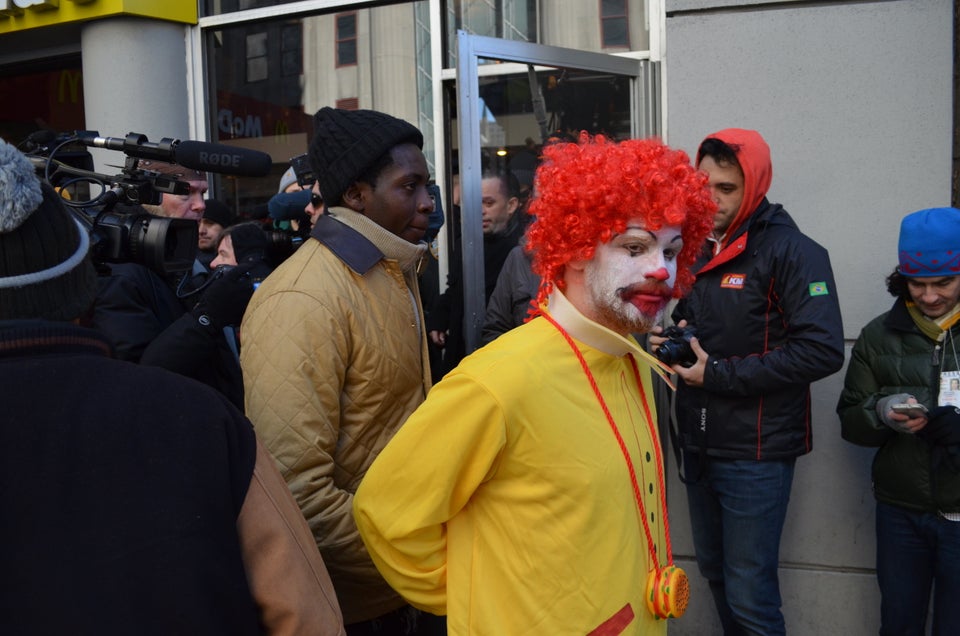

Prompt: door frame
[{"left": 454, "top": 31, "right": 659, "bottom": 352}]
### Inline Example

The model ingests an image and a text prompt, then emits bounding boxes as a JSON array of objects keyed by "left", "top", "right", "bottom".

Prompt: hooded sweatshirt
[{"left": 698, "top": 128, "right": 773, "bottom": 273}]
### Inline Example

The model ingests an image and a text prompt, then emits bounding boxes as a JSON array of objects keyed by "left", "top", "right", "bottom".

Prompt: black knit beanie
[
  {"left": 308, "top": 107, "right": 423, "bottom": 206},
  {"left": 0, "top": 138, "right": 98, "bottom": 321},
  {"left": 224, "top": 222, "right": 268, "bottom": 264},
  {"left": 202, "top": 199, "right": 236, "bottom": 228}
]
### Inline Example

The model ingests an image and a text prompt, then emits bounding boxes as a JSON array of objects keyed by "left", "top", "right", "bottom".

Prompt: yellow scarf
[{"left": 905, "top": 300, "right": 960, "bottom": 340}]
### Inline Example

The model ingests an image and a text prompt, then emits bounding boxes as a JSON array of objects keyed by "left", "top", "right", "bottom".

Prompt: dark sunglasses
[{"left": 310, "top": 193, "right": 323, "bottom": 208}]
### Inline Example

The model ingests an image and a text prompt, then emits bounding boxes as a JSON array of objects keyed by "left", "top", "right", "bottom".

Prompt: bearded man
[{"left": 353, "top": 133, "right": 715, "bottom": 636}]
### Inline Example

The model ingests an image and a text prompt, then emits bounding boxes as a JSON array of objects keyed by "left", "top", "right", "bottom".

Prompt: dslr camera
[{"left": 655, "top": 325, "right": 698, "bottom": 366}]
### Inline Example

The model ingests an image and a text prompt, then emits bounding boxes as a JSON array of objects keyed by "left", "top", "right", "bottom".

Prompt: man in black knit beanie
[{"left": 241, "top": 107, "right": 443, "bottom": 635}]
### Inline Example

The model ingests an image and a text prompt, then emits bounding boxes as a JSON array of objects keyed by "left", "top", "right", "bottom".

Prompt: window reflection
[{"left": 206, "top": 2, "right": 432, "bottom": 216}]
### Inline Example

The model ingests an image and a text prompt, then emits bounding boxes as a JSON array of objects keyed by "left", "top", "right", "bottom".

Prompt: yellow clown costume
[{"left": 354, "top": 289, "right": 679, "bottom": 635}]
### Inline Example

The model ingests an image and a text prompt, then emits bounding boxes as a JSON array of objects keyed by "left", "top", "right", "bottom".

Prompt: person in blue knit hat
[{"left": 839, "top": 206, "right": 960, "bottom": 636}]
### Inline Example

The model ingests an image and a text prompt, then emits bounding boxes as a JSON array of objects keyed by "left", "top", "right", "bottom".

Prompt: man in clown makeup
[{"left": 353, "top": 133, "right": 715, "bottom": 635}]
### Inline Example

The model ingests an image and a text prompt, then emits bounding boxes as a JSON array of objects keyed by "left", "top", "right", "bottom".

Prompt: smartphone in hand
[{"left": 890, "top": 403, "right": 928, "bottom": 418}]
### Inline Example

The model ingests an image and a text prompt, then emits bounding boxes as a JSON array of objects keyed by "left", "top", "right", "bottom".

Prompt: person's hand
[
  {"left": 648, "top": 320, "right": 688, "bottom": 357},
  {"left": 648, "top": 324, "right": 668, "bottom": 354},
  {"left": 429, "top": 329, "right": 446, "bottom": 347},
  {"left": 191, "top": 264, "right": 257, "bottom": 330},
  {"left": 672, "top": 337, "right": 709, "bottom": 387},
  {"left": 918, "top": 405, "right": 960, "bottom": 446},
  {"left": 875, "top": 393, "right": 927, "bottom": 434}
]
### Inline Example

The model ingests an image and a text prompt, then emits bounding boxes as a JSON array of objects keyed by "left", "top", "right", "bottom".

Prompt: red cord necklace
[{"left": 542, "top": 311, "right": 689, "bottom": 619}]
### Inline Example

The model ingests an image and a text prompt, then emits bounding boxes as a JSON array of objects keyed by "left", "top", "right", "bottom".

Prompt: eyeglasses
[{"left": 310, "top": 193, "right": 323, "bottom": 208}]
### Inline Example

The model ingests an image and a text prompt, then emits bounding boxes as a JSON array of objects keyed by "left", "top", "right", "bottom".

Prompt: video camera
[{"left": 23, "top": 130, "right": 272, "bottom": 275}]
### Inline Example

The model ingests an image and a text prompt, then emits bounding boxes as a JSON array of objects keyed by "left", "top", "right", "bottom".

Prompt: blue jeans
[
  {"left": 876, "top": 501, "right": 960, "bottom": 636},
  {"left": 683, "top": 452, "right": 796, "bottom": 636}
]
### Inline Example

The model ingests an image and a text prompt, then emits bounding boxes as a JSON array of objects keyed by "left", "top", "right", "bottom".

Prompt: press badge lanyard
[
  {"left": 542, "top": 311, "right": 689, "bottom": 619},
  {"left": 937, "top": 325, "right": 960, "bottom": 407}
]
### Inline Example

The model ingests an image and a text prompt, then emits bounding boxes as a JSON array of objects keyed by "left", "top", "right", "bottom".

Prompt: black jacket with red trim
[{"left": 672, "top": 199, "right": 845, "bottom": 460}]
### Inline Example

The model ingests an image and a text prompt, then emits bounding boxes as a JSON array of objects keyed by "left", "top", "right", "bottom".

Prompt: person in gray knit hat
[
  {"left": 0, "top": 136, "right": 347, "bottom": 635},
  {"left": 0, "top": 139, "right": 98, "bottom": 321},
  {"left": 241, "top": 107, "right": 443, "bottom": 635}
]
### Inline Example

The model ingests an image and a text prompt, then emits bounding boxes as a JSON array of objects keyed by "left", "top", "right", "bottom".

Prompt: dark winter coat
[
  {"left": 673, "top": 199, "right": 845, "bottom": 460},
  {"left": 837, "top": 298, "right": 960, "bottom": 513},
  {"left": 0, "top": 320, "right": 347, "bottom": 635},
  {"left": 90, "top": 261, "right": 186, "bottom": 362},
  {"left": 0, "top": 320, "right": 260, "bottom": 634}
]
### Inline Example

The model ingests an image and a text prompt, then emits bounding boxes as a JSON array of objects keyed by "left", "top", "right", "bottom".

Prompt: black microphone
[{"left": 76, "top": 131, "right": 273, "bottom": 178}]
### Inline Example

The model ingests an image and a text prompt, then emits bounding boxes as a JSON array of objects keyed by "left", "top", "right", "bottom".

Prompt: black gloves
[
  {"left": 919, "top": 405, "right": 960, "bottom": 473},
  {"left": 190, "top": 264, "right": 257, "bottom": 330},
  {"left": 918, "top": 405, "right": 960, "bottom": 447}
]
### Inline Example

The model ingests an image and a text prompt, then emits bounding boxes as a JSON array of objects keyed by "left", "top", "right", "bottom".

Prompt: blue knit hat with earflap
[{"left": 898, "top": 207, "right": 960, "bottom": 277}]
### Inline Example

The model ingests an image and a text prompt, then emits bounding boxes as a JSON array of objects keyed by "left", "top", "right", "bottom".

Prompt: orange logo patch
[{"left": 720, "top": 273, "right": 746, "bottom": 289}]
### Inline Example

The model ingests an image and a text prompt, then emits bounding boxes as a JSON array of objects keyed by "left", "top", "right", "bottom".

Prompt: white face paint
[{"left": 583, "top": 219, "right": 684, "bottom": 335}]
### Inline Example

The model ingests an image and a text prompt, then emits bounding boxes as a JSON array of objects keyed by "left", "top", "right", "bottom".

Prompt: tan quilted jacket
[{"left": 241, "top": 207, "right": 431, "bottom": 624}]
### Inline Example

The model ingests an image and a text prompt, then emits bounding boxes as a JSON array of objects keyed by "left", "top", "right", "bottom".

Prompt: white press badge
[{"left": 939, "top": 370, "right": 960, "bottom": 407}]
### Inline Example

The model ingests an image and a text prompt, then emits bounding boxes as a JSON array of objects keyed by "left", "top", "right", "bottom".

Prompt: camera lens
[{"left": 655, "top": 326, "right": 697, "bottom": 366}]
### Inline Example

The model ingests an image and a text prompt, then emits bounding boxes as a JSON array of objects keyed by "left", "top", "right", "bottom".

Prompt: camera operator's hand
[
  {"left": 671, "top": 336, "right": 709, "bottom": 388},
  {"left": 191, "top": 264, "right": 257, "bottom": 330}
]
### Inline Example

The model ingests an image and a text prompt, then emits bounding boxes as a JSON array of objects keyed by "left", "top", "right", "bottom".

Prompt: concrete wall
[{"left": 663, "top": 0, "right": 953, "bottom": 633}]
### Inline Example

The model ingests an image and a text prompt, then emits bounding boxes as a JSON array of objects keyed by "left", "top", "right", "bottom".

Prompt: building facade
[{"left": 1, "top": 1, "right": 955, "bottom": 633}]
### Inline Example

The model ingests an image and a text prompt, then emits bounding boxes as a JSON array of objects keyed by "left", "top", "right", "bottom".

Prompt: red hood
[{"left": 700, "top": 128, "right": 772, "bottom": 247}]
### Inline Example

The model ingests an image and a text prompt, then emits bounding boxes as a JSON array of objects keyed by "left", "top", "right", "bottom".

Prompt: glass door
[{"left": 453, "top": 31, "right": 658, "bottom": 352}]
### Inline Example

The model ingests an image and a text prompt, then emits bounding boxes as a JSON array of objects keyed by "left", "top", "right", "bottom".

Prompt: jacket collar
[
  {"left": 544, "top": 289, "right": 674, "bottom": 384},
  {"left": 312, "top": 207, "right": 427, "bottom": 275},
  {"left": 696, "top": 200, "right": 796, "bottom": 275}
]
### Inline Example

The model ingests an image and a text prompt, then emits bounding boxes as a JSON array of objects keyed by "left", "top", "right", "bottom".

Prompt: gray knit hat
[
  {"left": 0, "top": 138, "right": 98, "bottom": 321},
  {"left": 277, "top": 166, "right": 299, "bottom": 193},
  {"left": 308, "top": 107, "right": 423, "bottom": 206}
]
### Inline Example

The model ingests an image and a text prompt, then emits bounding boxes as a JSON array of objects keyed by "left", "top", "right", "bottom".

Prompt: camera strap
[
  {"left": 663, "top": 385, "right": 705, "bottom": 485},
  {"left": 176, "top": 261, "right": 221, "bottom": 299}
]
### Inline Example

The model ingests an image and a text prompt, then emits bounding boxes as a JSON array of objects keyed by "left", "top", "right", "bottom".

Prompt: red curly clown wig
[{"left": 525, "top": 132, "right": 716, "bottom": 307}]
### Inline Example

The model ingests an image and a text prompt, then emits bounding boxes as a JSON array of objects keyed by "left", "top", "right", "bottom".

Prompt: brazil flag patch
[{"left": 809, "top": 281, "right": 829, "bottom": 296}]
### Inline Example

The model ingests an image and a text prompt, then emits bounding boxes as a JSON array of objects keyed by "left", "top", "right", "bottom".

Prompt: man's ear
[
  {"left": 341, "top": 183, "right": 365, "bottom": 213},
  {"left": 506, "top": 196, "right": 520, "bottom": 217}
]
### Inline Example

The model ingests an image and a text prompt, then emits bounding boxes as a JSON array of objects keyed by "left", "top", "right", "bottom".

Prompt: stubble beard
[{"left": 585, "top": 262, "right": 664, "bottom": 336}]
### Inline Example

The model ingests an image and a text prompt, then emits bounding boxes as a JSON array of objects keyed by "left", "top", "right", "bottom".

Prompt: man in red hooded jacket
[{"left": 652, "top": 129, "right": 844, "bottom": 635}]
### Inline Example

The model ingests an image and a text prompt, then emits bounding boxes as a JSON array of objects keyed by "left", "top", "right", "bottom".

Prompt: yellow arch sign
[{"left": 0, "top": 0, "right": 197, "bottom": 35}]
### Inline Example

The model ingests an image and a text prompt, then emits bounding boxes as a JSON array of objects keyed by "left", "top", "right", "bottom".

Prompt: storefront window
[
  {"left": 0, "top": 55, "right": 85, "bottom": 148},
  {"left": 202, "top": 0, "right": 414, "bottom": 18},
  {"left": 445, "top": 0, "right": 537, "bottom": 68},
  {"left": 444, "top": 0, "right": 648, "bottom": 69},
  {"left": 206, "top": 1, "right": 432, "bottom": 216}
]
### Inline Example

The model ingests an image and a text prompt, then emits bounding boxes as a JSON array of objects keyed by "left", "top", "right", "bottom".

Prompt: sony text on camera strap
[{"left": 541, "top": 311, "right": 689, "bottom": 620}]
